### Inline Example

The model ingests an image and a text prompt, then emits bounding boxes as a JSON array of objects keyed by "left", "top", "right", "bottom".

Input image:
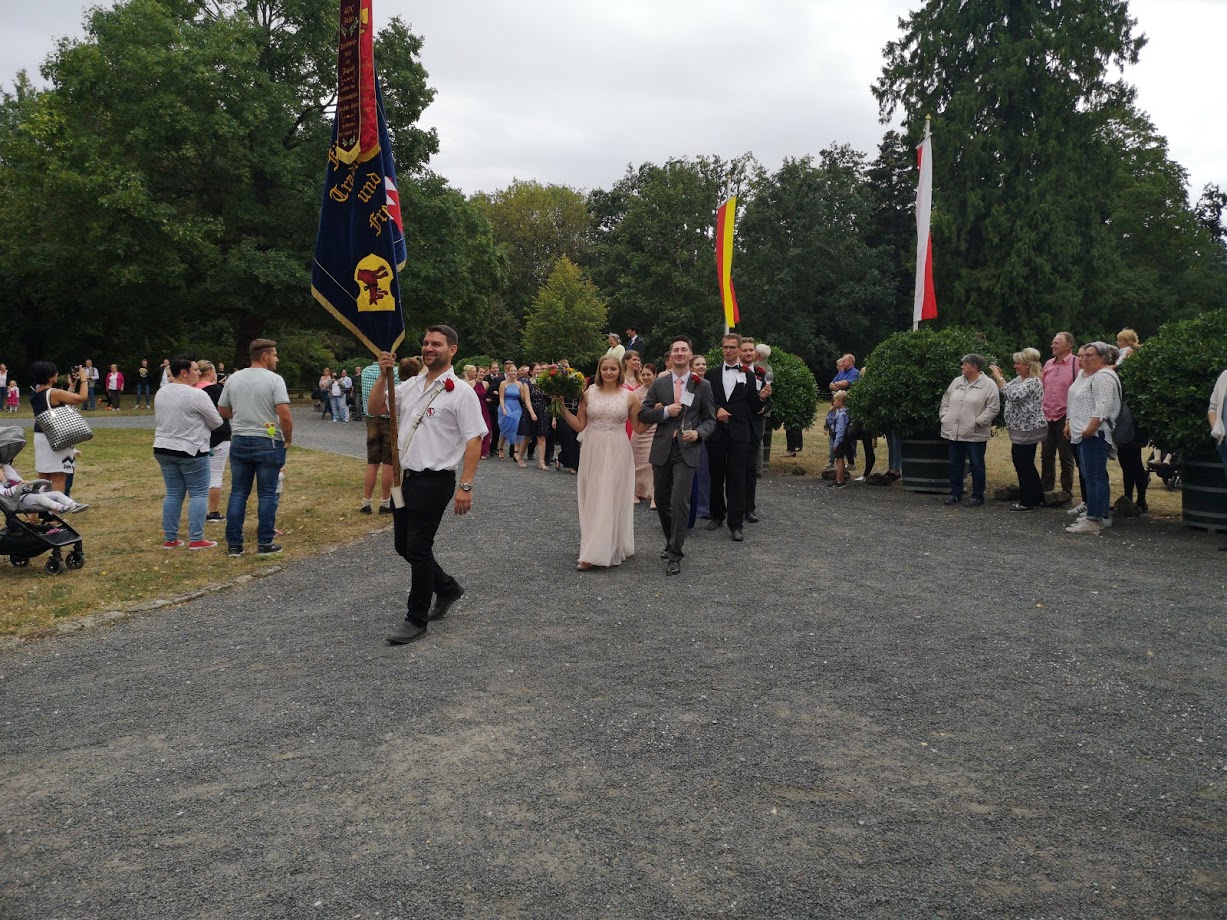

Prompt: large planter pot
[
  {"left": 1181, "top": 458, "right": 1227, "bottom": 533},
  {"left": 900, "top": 436, "right": 952, "bottom": 494}
]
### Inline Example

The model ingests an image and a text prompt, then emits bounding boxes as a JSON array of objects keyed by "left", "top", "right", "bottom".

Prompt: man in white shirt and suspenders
[{"left": 368, "top": 325, "right": 488, "bottom": 645}]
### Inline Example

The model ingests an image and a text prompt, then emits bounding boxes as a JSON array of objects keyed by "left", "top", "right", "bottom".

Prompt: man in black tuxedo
[
  {"left": 639, "top": 335, "right": 717, "bottom": 576},
  {"left": 740, "top": 338, "right": 771, "bottom": 522},
  {"left": 626, "top": 325, "right": 647, "bottom": 356},
  {"left": 707, "top": 333, "right": 772, "bottom": 541}
]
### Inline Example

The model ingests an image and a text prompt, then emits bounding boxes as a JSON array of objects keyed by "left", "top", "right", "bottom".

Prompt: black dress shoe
[
  {"left": 968, "top": 496, "right": 984, "bottom": 506},
  {"left": 745, "top": 512, "right": 759, "bottom": 523},
  {"left": 731, "top": 529, "right": 744, "bottom": 542},
  {"left": 705, "top": 519, "right": 724, "bottom": 531},
  {"left": 943, "top": 496, "right": 961, "bottom": 505},
  {"left": 660, "top": 548, "right": 670, "bottom": 559},
  {"left": 666, "top": 560, "right": 681, "bottom": 576},
  {"left": 387, "top": 621, "right": 427, "bottom": 644},
  {"left": 429, "top": 584, "right": 464, "bottom": 621}
]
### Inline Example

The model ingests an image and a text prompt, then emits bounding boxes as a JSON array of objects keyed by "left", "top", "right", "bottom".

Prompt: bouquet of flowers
[{"left": 536, "top": 364, "right": 586, "bottom": 415}]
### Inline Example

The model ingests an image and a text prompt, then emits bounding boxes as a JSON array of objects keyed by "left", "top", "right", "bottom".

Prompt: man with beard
[{"left": 368, "top": 325, "right": 488, "bottom": 645}]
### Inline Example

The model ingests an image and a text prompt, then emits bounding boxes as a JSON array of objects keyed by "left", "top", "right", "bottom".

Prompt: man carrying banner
[{"left": 367, "top": 325, "right": 488, "bottom": 645}]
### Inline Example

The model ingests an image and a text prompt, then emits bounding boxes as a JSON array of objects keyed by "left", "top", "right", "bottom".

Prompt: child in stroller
[{"left": 0, "top": 426, "right": 86, "bottom": 573}]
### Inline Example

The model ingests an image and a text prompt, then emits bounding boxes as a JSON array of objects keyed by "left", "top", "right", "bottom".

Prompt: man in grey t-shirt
[{"left": 218, "top": 338, "right": 293, "bottom": 556}]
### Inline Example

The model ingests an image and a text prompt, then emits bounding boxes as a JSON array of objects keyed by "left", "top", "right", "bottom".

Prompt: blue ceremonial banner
[{"left": 311, "top": 0, "right": 407, "bottom": 356}]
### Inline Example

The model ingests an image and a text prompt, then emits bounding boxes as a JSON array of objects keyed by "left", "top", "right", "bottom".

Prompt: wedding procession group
[{"left": 367, "top": 326, "right": 772, "bottom": 646}]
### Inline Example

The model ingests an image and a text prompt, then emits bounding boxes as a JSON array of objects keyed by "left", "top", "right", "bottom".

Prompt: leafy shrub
[
  {"left": 848, "top": 326, "right": 1002, "bottom": 437},
  {"left": 1119, "top": 309, "right": 1227, "bottom": 459}
]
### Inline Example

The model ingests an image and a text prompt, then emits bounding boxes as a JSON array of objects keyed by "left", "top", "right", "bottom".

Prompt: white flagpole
[{"left": 913, "top": 116, "right": 934, "bottom": 331}]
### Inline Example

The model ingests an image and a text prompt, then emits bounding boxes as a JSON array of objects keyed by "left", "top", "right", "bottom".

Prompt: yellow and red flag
[{"left": 715, "top": 196, "right": 740, "bottom": 329}]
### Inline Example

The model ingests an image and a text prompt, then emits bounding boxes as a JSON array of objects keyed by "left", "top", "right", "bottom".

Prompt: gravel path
[{"left": 1, "top": 414, "right": 1223, "bottom": 919}]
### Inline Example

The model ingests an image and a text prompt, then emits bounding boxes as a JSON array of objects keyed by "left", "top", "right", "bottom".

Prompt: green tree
[
  {"left": 865, "top": 130, "right": 919, "bottom": 334},
  {"left": 471, "top": 180, "right": 591, "bottom": 326},
  {"left": 587, "top": 154, "right": 757, "bottom": 355},
  {"left": 0, "top": 0, "right": 439, "bottom": 370},
  {"left": 397, "top": 172, "right": 510, "bottom": 357},
  {"left": 735, "top": 147, "right": 896, "bottom": 373},
  {"left": 872, "top": 0, "right": 1146, "bottom": 341},
  {"left": 521, "top": 257, "right": 607, "bottom": 365},
  {"left": 1094, "top": 106, "right": 1227, "bottom": 335}
]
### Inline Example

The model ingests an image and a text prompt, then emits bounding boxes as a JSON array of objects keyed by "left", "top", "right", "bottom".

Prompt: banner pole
[{"left": 385, "top": 364, "right": 405, "bottom": 508}]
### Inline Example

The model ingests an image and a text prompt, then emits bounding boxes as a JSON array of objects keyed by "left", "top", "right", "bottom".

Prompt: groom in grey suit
[{"left": 638, "top": 335, "right": 717, "bottom": 575}]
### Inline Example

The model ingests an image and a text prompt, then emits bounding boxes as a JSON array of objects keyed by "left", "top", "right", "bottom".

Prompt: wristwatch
[{"left": 459, "top": 482, "right": 473, "bottom": 492}]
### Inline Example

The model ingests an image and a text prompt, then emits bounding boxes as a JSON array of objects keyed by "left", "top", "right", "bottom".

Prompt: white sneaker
[
  {"left": 1066, "top": 518, "right": 1102, "bottom": 534},
  {"left": 1078, "top": 514, "right": 1113, "bottom": 529},
  {"left": 853, "top": 476, "right": 866, "bottom": 482},
  {"left": 1067, "top": 502, "right": 1087, "bottom": 515}
]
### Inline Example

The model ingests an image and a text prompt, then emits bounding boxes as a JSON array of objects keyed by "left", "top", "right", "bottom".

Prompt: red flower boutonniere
[
  {"left": 444, "top": 378, "right": 456, "bottom": 392},
  {"left": 753, "top": 366, "right": 766, "bottom": 378},
  {"left": 742, "top": 364, "right": 754, "bottom": 374}
]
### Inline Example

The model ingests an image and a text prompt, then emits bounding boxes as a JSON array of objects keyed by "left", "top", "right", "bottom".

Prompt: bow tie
[{"left": 724, "top": 365, "right": 740, "bottom": 372}]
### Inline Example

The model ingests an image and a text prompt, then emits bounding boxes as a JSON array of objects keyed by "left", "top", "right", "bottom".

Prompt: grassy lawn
[{"left": 2, "top": 428, "right": 370, "bottom": 638}]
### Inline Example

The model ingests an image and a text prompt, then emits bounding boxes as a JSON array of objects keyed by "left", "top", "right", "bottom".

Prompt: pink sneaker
[
  {"left": 162, "top": 540, "right": 185, "bottom": 549},
  {"left": 189, "top": 540, "right": 218, "bottom": 550}
]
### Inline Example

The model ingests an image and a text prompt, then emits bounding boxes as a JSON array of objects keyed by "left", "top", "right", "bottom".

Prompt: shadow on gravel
[{"left": 2, "top": 441, "right": 1223, "bottom": 919}]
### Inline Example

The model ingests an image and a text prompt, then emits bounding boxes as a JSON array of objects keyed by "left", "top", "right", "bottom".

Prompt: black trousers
[
  {"left": 1118, "top": 443, "right": 1148, "bottom": 504},
  {"left": 654, "top": 440, "right": 696, "bottom": 560},
  {"left": 707, "top": 436, "right": 750, "bottom": 529},
  {"left": 859, "top": 433, "right": 876, "bottom": 477},
  {"left": 392, "top": 470, "right": 459, "bottom": 626},
  {"left": 1011, "top": 442, "right": 1044, "bottom": 508},
  {"left": 785, "top": 428, "right": 803, "bottom": 452},
  {"left": 556, "top": 418, "right": 580, "bottom": 470}
]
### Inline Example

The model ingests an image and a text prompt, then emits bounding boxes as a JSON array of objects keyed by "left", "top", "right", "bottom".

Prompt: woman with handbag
[
  {"left": 29, "top": 361, "right": 89, "bottom": 494},
  {"left": 990, "top": 348, "right": 1047, "bottom": 512}
]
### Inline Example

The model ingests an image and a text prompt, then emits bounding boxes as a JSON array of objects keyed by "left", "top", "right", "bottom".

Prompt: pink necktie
[{"left": 673, "top": 375, "right": 683, "bottom": 403}]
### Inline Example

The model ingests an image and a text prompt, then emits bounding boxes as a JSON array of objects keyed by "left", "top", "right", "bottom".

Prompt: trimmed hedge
[
  {"left": 1119, "top": 309, "right": 1227, "bottom": 459},
  {"left": 847, "top": 326, "right": 1002, "bottom": 437}
]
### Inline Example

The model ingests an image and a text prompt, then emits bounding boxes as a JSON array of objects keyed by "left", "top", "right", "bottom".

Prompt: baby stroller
[{"left": 0, "top": 427, "right": 85, "bottom": 574}]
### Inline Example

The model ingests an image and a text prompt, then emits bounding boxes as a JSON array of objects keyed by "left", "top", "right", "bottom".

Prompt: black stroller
[{"left": 0, "top": 427, "right": 85, "bottom": 574}]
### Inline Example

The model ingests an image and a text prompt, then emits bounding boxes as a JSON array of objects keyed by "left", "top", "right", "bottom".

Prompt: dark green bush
[
  {"left": 1118, "top": 309, "right": 1227, "bottom": 459},
  {"left": 847, "top": 326, "right": 1002, "bottom": 437}
]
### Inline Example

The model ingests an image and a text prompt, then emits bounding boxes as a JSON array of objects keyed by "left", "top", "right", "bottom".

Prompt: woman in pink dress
[
  {"left": 631, "top": 362, "right": 657, "bottom": 507},
  {"left": 555, "top": 355, "right": 647, "bottom": 570}
]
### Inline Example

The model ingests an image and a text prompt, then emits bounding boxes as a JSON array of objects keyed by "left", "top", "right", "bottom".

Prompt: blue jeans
[
  {"left": 226, "top": 436, "right": 286, "bottom": 547},
  {"left": 1076, "top": 435, "right": 1111, "bottom": 521},
  {"left": 156, "top": 453, "right": 210, "bottom": 542},
  {"left": 137, "top": 383, "right": 151, "bottom": 407},
  {"left": 87, "top": 384, "right": 97, "bottom": 411},
  {"left": 331, "top": 395, "right": 349, "bottom": 422},
  {"left": 887, "top": 431, "right": 902, "bottom": 471},
  {"left": 947, "top": 440, "right": 987, "bottom": 500}
]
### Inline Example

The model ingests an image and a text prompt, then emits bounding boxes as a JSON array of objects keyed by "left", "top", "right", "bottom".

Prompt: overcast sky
[{"left": 3, "top": 0, "right": 1223, "bottom": 199}]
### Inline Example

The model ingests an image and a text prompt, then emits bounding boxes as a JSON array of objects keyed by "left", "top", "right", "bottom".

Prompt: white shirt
[
  {"left": 85, "top": 365, "right": 99, "bottom": 383},
  {"left": 660, "top": 370, "right": 692, "bottom": 422},
  {"left": 394, "top": 369, "right": 489, "bottom": 472},
  {"left": 722, "top": 363, "right": 743, "bottom": 399}
]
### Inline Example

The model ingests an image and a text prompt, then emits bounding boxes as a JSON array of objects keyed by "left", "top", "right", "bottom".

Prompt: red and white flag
[{"left": 913, "top": 118, "right": 937, "bottom": 327}]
